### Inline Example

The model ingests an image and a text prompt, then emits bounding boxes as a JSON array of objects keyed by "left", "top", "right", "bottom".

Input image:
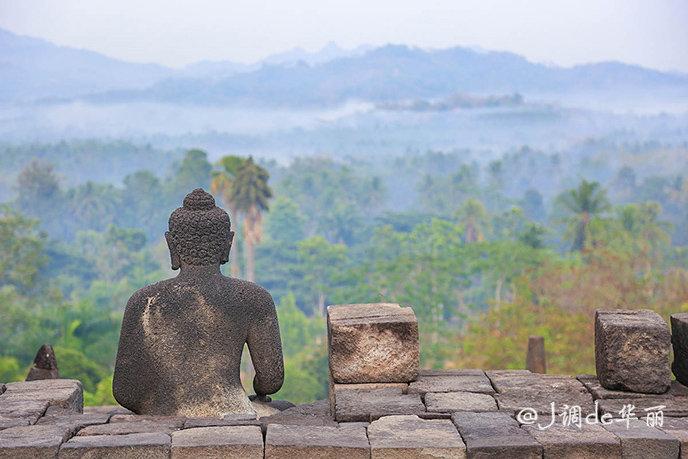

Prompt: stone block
[
  {"left": 595, "top": 309, "right": 671, "bottom": 394},
  {"left": 265, "top": 423, "right": 369, "bottom": 458},
  {"left": 672, "top": 313, "right": 688, "bottom": 387},
  {"left": 0, "top": 400, "right": 49, "bottom": 425},
  {"left": 36, "top": 413, "right": 110, "bottom": 432},
  {"left": 0, "top": 418, "right": 30, "bottom": 430},
  {"left": 599, "top": 397, "right": 688, "bottom": 418},
  {"left": 334, "top": 388, "right": 425, "bottom": 422},
  {"left": 171, "top": 426, "right": 263, "bottom": 458},
  {"left": 109, "top": 414, "right": 186, "bottom": 427},
  {"left": 184, "top": 413, "right": 260, "bottom": 429},
  {"left": 82, "top": 405, "right": 131, "bottom": 416},
  {"left": 579, "top": 374, "right": 688, "bottom": 401},
  {"left": 524, "top": 422, "right": 622, "bottom": 458},
  {"left": 452, "top": 411, "right": 541, "bottom": 458},
  {"left": 76, "top": 420, "right": 182, "bottom": 436},
  {"left": 0, "top": 424, "right": 73, "bottom": 458},
  {"left": 408, "top": 371, "right": 494, "bottom": 395},
  {"left": 424, "top": 392, "right": 497, "bottom": 413},
  {"left": 59, "top": 432, "right": 170, "bottom": 458},
  {"left": 603, "top": 418, "right": 679, "bottom": 459},
  {"left": 491, "top": 374, "right": 595, "bottom": 415},
  {"left": 327, "top": 303, "right": 419, "bottom": 384},
  {"left": 367, "top": 415, "right": 466, "bottom": 458},
  {"left": 659, "top": 417, "right": 688, "bottom": 458},
  {"left": 260, "top": 400, "right": 338, "bottom": 427},
  {"left": 1, "top": 379, "right": 83, "bottom": 413}
]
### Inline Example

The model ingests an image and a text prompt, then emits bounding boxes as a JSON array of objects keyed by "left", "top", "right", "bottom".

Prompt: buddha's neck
[{"left": 178, "top": 264, "right": 222, "bottom": 278}]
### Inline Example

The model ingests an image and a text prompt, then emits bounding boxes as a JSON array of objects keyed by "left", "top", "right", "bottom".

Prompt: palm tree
[
  {"left": 557, "top": 180, "right": 610, "bottom": 251},
  {"left": 210, "top": 156, "right": 245, "bottom": 277},
  {"left": 229, "top": 157, "right": 272, "bottom": 282}
]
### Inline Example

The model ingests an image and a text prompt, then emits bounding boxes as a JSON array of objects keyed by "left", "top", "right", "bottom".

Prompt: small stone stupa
[
  {"left": 25, "top": 344, "right": 60, "bottom": 381},
  {"left": 112, "top": 188, "right": 284, "bottom": 417}
]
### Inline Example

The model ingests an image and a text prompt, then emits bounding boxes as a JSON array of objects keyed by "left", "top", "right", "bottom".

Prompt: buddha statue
[{"left": 113, "top": 188, "right": 284, "bottom": 416}]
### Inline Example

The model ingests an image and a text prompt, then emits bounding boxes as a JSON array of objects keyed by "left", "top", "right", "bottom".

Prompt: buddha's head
[{"left": 165, "top": 188, "right": 234, "bottom": 270}]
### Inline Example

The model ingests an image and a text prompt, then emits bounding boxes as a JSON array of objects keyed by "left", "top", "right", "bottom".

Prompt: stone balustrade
[{"left": 3, "top": 304, "right": 688, "bottom": 457}]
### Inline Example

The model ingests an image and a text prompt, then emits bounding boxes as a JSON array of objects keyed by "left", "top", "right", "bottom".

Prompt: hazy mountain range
[{"left": 2, "top": 27, "right": 687, "bottom": 108}]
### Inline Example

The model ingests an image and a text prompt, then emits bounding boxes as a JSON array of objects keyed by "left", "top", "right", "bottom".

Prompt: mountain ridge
[{"left": 1, "top": 28, "right": 687, "bottom": 107}]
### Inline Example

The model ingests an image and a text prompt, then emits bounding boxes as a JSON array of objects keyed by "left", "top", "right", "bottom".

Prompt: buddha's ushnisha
[{"left": 113, "top": 188, "right": 284, "bottom": 416}]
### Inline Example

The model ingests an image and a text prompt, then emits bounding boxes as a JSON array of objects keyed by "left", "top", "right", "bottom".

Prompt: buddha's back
[{"left": 112, "top": 189, "right": 284, "bottom": 417}]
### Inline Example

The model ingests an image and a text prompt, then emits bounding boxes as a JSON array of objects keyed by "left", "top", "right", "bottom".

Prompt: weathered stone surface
[
  {"left": 603, "top": 418, "right": 679, "bottom": 459},
  {"left": 524, "top": 422, "right": 622, "bottom": 458},
  {"left": 367, "top": 415, "right": 465, "bottom": 458},
  {"left": 424, "top": 392, "right": 497, "bottom": 413},
  {"left": 491, "top": 374, "right": 595, "bottom": 415},
  {"left": 335, "top": 382, "right": 409, "bottom": 393},
  {"left": 36, "top": 413, "right": 110, "bottom": 431},
  {"left": 420, "top": 369, "right": 485, "bottom": 377},
  {"left": 579, "top": 374, "right": 688, "bottom": 401},
  {"left": 1, "top": 379, "right": 82, "bottom": 413},
  {"left": 672, "top": 313, "right": 688, "bottom": 387},
  {"left": 0, "top": 424, "right": 73, "bottom": 458},
  {"left": 408, "top": 371, "right": 494, "bottom": 395},
  {"left": 59, "top": 432, "right": 170, "bottom": 458},
  {"left": 452, "top": 411, "right": 541, "bottom": 458},
  {"left": 76, "top": 420, "right": 182, "bottom": 436},
  {"left": 109, "top": 414, "right": 186, "bottom": 427},
  {"left": 82, "top": 405, "right": 131, "bottom": 416},
  {"left": 0, "top": 418, "right": 30, "bottom": 430},
  {"left": 599, "top": 397, "right": 688, "bottom": 418},
  {"left": 327, "top": 303, "right": 419, "bottom": 384},
  {"left": 261, "top": 400, "right": 339, "bottom": 427},
  {"left": 184, "top": 413, "right": 260, "bottom": 429},
  {"left": 0, "top": 400, "right": 49, "bottom": 425},
  {"left": 485, "top": 370, "right": 537, "bottom": 392},
  {"left": 595, "top": 309, "right": 671, "bottom": 394},
  {"left": 265, "top": 423, "right": 369, "bottom": 458},
  {"left": 658, "top": 417, "right": 688, "bottom": 458},
  {"left": 25, "top": 344, "right": 59, "bottom": 381},
  {"left": 113, "top": 189, "right": 284, "bottom": 417},
  {"left": 334, "top": 388, "right": 425, "bottom": 422},
  {"left": 171, "top": 426, "right": 263, "bottom": 458}
]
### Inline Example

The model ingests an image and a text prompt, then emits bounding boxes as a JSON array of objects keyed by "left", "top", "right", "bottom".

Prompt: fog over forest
[{"left": 1, "top": 26, "right": 688, "bottom": 404}]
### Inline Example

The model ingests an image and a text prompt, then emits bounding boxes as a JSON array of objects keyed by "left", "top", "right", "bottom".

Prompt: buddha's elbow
[{"left": 255, "top": 367, "right": 284, "bottom": 395}]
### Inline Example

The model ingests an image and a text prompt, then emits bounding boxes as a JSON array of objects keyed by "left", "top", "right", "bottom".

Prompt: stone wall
[{"left": 2, "top": 305, "right": 688, "bottom": 457}]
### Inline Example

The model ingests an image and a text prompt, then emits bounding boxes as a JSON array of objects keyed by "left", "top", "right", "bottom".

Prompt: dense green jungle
[{"left": 2, "top": 138, "right": 688, "bottom": 404}]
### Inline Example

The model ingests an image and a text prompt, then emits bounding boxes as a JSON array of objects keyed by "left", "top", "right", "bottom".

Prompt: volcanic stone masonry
[
  {"left": 595, "top": 309, "right": 672, "bottom": 394},
  {"left": 5, "top": 305, "right": 688, "bottom": 457}
]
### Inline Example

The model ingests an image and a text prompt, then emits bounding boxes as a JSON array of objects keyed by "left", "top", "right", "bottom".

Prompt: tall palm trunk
[
  {"left": 243, "top": 205, "right": 262, "bottom": 282},
  {"left": 229, "top": 204, "right": 241, "bottom": 277}
]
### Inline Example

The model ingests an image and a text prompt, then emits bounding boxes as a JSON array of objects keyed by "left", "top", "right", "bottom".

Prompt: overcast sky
[{"left": 1, "top": 0, "right": 687, "bottom": 72}]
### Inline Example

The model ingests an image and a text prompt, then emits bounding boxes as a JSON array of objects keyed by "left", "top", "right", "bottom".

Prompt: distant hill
[
  {"left": 2, "top": 27, "right": 687, "bottom": 107},
  {"left": 0, "top": 28, "right": 174, "bottom": 102},
  {"left": 93, "top": 45, "right": 688, "bottom": 107}
]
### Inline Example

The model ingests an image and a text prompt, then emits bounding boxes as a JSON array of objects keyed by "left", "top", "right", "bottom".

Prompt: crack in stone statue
[{"left": 113, "top": 188, "right": 284, "bottom": 416}]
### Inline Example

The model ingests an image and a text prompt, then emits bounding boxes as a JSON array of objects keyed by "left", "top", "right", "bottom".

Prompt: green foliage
[
  {"left": 0, "top": 356, "right": 24, "bottom": 382},
  {"left": 3, "top": 145, "right": 688, "bottom": 407},
  {"left": 0, "top": 205, "right": 46, "bottom": 290}
]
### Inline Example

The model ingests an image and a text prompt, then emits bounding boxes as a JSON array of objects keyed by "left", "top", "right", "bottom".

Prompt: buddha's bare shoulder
[{"left": 223, "top": 276, "right": 274, "bottom": 306}]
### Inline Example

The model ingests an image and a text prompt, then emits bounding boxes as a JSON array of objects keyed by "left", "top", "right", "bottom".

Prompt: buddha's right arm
[{"left": 247, "top": 293, "right": 285, "bottom": 396}]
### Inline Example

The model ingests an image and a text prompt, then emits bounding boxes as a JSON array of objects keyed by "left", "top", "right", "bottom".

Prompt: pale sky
[{"left": 1, "top": 0, "right": 687, "bottom": 72}]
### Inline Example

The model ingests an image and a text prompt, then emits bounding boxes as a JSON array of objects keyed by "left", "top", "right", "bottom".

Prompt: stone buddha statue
[{"left": 113, "top": 188, "right": 284, "bottom": 416}]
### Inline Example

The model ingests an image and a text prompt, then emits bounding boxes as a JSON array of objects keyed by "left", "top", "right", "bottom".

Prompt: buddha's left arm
[{"left": 247, "top": 292, "right": 285, "bottom": 396}]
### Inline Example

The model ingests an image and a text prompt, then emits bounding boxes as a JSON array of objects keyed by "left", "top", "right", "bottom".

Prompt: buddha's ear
[
  {"left": 221, "top": 231, "right": 234, "bottom": 264},
  {"left": 165, "top": 231, "right": 181, "bottom": 270}
]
